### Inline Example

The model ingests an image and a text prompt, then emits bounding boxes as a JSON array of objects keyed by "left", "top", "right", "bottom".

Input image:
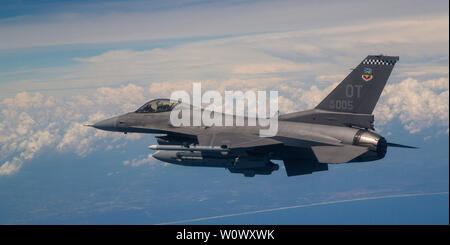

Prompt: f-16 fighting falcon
[{"left": 89, "top": 55, "right": 416, "bottom": 177}]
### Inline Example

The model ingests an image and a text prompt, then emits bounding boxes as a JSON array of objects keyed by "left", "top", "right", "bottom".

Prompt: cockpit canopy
[{"left": 135, "top": 99, "right": 180, "bottom": 113}]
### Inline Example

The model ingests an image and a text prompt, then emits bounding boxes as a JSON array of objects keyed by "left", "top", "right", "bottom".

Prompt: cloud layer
[
  {"left": 1, "top": 13, "right": 448, "bottom": 98},
  {"left": 1, "top": 75, "right": 448, "bottom": 175},
  {"left": 1, "top": 0, "right": 447, "bottom": 49},
  {"left": 0, "top": 1, "right": 448, "bottom": 175},
  {"left": 0, "top": 85, "right": 146, "bottom": 175}
]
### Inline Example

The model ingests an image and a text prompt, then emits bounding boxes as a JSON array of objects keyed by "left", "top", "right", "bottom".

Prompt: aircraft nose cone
[{"left": 92, "top": 116, "right": 118, "bottom": 130}]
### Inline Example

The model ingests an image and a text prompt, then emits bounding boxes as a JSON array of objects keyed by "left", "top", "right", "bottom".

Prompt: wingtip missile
[{"left": 148, "top": 145, "right": 229, "bottom": 152}]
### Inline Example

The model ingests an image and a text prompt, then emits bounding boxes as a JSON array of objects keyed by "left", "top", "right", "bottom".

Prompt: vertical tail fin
[{"left": 316, "top": 55, "right": 399, "bottom": 114}]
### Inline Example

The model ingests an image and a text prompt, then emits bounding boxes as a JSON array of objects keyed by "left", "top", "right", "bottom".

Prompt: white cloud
[
  {"left": 398, "top": 65, "right": 449, "bottom": 77},
  {"left": 0, "top": 84, "right": 147, "bottom": 175},
  {"left": 122, "top": 154, "right": 160, "bottom": 167},
  {"left": 315, "top": 74, "right": 346, "bottom": 83},
  {"left": 374, "top": 77, "right": 449, "bottom": 133},
  {"left": 232, "top": 63, "right": 315, "bottom": 75},
  {"left": 72, "top": 13, "right": 447, "bottom": 83}
]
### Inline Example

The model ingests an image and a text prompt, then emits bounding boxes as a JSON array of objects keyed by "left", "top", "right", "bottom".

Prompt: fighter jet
[{"left": 89, "top": 55, "right": 416, "bottom": 177}]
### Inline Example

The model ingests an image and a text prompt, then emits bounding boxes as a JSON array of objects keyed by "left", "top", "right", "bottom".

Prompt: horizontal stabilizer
[
  {"left": 283, "top": 159, "right": 328, "bottom": 177},
  {"left": 311, "top": 145, "right": 368, "bottom": 163}
]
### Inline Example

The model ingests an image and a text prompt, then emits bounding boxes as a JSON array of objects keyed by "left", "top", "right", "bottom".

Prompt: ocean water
[
  {"left": 32, "top": 193, "right": 448, "bottom": 225},
  {"left": 168, "top": 194, "right": 449, "bottom": 225},
  {"left": 0, "top": 133, "right": 447, "bottom": 225}
]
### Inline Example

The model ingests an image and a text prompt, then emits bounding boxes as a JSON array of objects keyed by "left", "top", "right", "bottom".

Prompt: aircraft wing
[
  {"left": 196, "top": 128, "right": 347, "bottom": 150},
  {"left": 197, "top": 133, "right": 283, "bottom": 150}
]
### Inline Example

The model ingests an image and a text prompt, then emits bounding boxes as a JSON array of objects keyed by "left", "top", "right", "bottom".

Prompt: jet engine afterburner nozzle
[{"left": 353, "top": 129, "right": 387, "bottom": 157}]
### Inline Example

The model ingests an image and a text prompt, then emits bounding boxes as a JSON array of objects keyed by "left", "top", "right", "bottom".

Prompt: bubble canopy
[{"left": 135, "top": 99, "right": 182, "bottom": 113}]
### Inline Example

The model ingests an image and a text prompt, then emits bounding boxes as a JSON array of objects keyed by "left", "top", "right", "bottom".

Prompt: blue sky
[{"left": 0, "top": 0, "right": 448, "bottom": 224}]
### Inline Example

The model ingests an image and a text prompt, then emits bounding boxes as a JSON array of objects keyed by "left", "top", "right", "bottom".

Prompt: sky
[{"left": 0, "top": 0, "right": 448, "bottom": 224}]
